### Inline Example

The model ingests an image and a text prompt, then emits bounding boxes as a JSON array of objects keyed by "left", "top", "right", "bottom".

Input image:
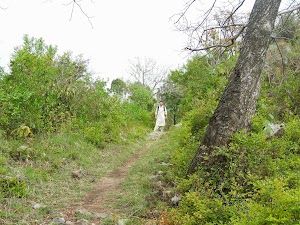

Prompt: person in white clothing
[{"left": 154, "top": 100, "right": 167, "bottom": 132}]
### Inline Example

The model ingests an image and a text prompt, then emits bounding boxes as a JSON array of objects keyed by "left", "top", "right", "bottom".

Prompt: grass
[{"left": 0, "top": 127, "right": 151, "bottom": 224}]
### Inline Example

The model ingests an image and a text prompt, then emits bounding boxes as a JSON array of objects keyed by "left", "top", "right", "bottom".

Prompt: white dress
[{"left": 154, "top": 106, "right": 167, "bottom": 131}]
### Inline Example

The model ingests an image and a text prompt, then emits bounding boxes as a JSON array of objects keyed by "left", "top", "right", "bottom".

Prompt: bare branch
[
  {"left": 128, "top": 57, "right": 168, "bottom": 92},
  {"left": 223, "top": 0, "right": 246, "bottom": 25},
  {"left": 69, "top": 1, "right": 75, "bottom": 21},
  {"left": 192, "top": 0, "right": 217, "bottom": 33},
  {"left": 186, "top": 24, "right": 246, "bottom": 52},
  {"left": 64, "top": 1, "right": 74, "bottom": 6},
  {"left": 278, "top": 4, "right": 300, "bottom": 15},
  {"left": 203, "top": 23, "right": 246, "bottom": 33},
  {"left": 174, "top": 0, "right": 197, "bottom": 24},
  {"left": 273, "top": 38, "right": 286, "bottom": 87},
  {"left": 67, "top": 0, "right": 94, "bottom": 28},
  {"left": 174, "top": 0, "right": 250, "bottom": 55},
  {"left": 185, "top": 43, "right": 232, "bottom": 52}
]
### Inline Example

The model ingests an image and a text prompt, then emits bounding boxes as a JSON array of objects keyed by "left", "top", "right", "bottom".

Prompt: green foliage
[
  {"left": 260, "top": 29, "right": 300, "bottom": 121},
  {"left": 0, "top": 36, "right": 155, "bottom": 223},
  {"left": 0, "top": 177, "right": 27, "bottom": 198},
  {"left": 83, "top": 123, "right": 106, "bottom": 148},
  {"left": 171, "top": 55, "right": 228, "bottom": 102},
  {"left": 128, "top": 82, "right": 155, "bottom": 111},
  {"left": 0, "top": 156, "right": 8, "bottom": 175},
  {"left": 110, "top": 78, "right": 127, "bottom": 95},
  {"left": 186, "top": 99, "right": 218, "bottom": 140},
  {"left": 0, "top": 35, "right": 81, "bottom": 133},
  {"left": 159, "top": 47, "right": 300, "bottom": 223},
  {"left": 233, "top": 178, "right": 300, "bottom": 225},
  {"left": 0, "top": 36, "right": 153, "bottom": 149},
  {"left": 11, "top": 124, "right": 34, "bottom": 139},
  {"left": 164, "top": 115, "right": 300, "bottom": 224},
  {"left": 158, "top": 54, "right": 232, "bottom": 125},
  {"left": 168, "top": 124, "right": 198, "bottom": 177},
  {"left": 171, "top": 191, "right": 235, "bottom": 225},
  {"left": 0, "top": 35, "right": 59, "bottom": 132},
  {"left": 121, "top": 101, "right": 152, "bottom": 125}
]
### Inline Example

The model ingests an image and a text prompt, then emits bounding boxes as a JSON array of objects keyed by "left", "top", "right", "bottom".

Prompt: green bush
[
  {"left": 0, "top": 176, "right": 27, "bottom": 198},
  {"left": 186, "top": 98, "right": 218, "bottom": 141},
  {"left": 233, "top": 178, "right": 300, "bottom": 225},
  {"left": 170, "top": 191, "right": 235, "bottom": 225},
  {"left": 169, "top": 124, "right": 198, "bottom": 177},
  {"left": 166, "top": 114, "right": 300, "bottom": 224},
  {"left": 83, "top": 124, "right": 105, "bottom": 148},
  {"left": 0, "top": 36, "right": 153, "bottom": 146},
  {"left": 128, "top": 83, "right": 155, "bottom": 111}
]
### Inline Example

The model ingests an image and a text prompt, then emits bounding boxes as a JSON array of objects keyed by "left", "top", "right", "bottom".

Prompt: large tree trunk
[{"left": 188, "top": 0, "right": 282, "bottom": 174}]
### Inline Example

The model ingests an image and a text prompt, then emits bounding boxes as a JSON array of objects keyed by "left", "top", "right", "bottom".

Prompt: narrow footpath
[{"left": 60, "top": 131, "right": 165, "bottom": 224}]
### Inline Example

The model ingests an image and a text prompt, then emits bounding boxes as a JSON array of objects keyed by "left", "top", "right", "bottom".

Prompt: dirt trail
[{"left": 62, "top": 131, "right": 164, "bottom": 223}]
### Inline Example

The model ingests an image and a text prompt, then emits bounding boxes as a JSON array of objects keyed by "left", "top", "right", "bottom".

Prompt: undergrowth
[
  {"left": 155, "top": 117, "right": 300, "bottom": 225},
  {"left": 0, "top": 36, "right": 155, "bottom": 224}
]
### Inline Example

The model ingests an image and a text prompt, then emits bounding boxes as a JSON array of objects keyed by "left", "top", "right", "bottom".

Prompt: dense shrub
[
  {"left": 163, "top": 114, "right": 300, "bottom": 224},
  {"left": 0, "top": 36, "right": 154, "bottom": 207},
  {"left": 0, "top": 35, "right": 153, "bottom": 145}
]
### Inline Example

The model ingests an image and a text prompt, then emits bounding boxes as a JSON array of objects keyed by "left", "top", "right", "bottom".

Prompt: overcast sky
[
  {"left": 0, "top": 0, "right": 260, "bottom": 82},
  {"left": 0, "top": 0, "right": 191, "bottom": 82}
]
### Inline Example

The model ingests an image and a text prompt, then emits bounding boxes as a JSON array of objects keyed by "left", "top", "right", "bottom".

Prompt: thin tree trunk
[{"left": 188, "top": 0, "right": 282, "bottom": 174}]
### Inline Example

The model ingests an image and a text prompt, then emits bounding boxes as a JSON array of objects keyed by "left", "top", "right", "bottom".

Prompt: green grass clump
[{"left": 0, "top": 177, "right": 27, "bottom": 198}]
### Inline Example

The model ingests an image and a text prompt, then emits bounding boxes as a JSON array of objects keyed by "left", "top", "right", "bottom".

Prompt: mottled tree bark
[{"left": 188, "top": 0, "right": 282, "bottom": 174}]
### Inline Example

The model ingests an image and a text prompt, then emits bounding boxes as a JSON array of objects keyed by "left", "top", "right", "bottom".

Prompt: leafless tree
[
  {"left": 172, "top": 0, "right": 250, "bottom": 55},
  {"left": 173, "top": 0, "right": 300, "bottom": 55},
  {"left": 128, "top": 57, "right": 169, "bottom": 93}
]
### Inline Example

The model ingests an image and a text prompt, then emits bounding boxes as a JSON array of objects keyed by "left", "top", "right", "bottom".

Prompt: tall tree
[
  {"left": 128, "top": 57, "right": 168, "bottom": 92},
  {"left": 187, "top": 0, "right": 282, "bottom": 174},
  {"left": 110, "top": 78, "right": 127, "bottom": 96}
]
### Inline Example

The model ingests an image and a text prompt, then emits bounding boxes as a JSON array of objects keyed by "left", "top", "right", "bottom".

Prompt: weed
[{"left": 0, "top": 176, "right": 27, "bottom": 198}]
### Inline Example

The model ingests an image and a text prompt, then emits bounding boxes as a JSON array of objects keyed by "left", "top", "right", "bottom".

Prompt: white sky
[
  {"left": 0, "top": 0, "right": 261, "bottom": 82},
  {"left": 0, "top": 0, "right": 190, "bottom": 82}
]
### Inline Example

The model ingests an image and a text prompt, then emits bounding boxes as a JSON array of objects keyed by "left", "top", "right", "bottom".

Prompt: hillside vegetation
[
  {"left": 1, "top": 28, "right": 300, "bottom": 224},
  {"left": 0, "top": 36, "right": 155, "bottom": 224},
  {"left": 153, "top": 31, "right": 300, "bottom": 224}
]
